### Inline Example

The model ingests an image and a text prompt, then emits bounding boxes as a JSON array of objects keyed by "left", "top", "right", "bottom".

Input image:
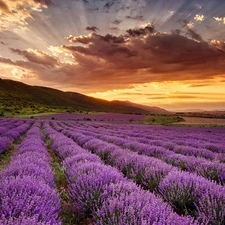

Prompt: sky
[{"left": 0, "top": 0, "right": 225, "bottom": 111}]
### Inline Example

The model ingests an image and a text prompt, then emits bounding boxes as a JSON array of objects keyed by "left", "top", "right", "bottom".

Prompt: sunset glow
[{"left": 0, "top": 0, "right": 225, "bottom": 110}]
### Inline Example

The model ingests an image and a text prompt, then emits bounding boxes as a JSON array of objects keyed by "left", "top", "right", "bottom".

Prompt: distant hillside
[
  {"left": 112, "top": 100, "right": 170, "bottom": 114},
  {"left": 0, "top": 78, "right": 167, "bottom": 115}
]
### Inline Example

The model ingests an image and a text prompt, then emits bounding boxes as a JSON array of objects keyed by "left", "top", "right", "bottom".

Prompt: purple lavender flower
[
  {"left": 159, "top": 170, "right": 225, "bottom": 224},
  {"left": 0, "top": 137, "right": 11, "bottom": 154},
  {"left": 63, "top": 152, "right": 102, "bottom": 168},
  {"left": 0, "top": 176, "right": 61, "bottom": 224},
  {"left": 95, "top": 184, "right": 198, "bottom": 225},
  {"left": 0, "top": 214, "right": 62, "bottom": 225}
]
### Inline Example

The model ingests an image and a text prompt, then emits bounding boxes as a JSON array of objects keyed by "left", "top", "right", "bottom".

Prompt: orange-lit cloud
[
  {"left": 1, "top": 24, "right": 225, "bottom": 94},
  {"left": 0, "top": 0, "right": 51, "bottom": 31},
  {"left": 0, "top": 0, "right": 11, "bottom": 14},
  {"left": 10, "top": 48, "right": 59, "bottom": 68}
]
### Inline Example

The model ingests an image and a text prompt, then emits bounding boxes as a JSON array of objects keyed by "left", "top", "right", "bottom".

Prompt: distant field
[
  {"left": 176, "top": 117, "right": 225, "bottom": 125},
  {"left": 141, "top": 115, "right": 184, "bottom": 125},
  {"left": 36, "top": 112, "right": 146, "bottom": 121},
  {"left": 35, "top": 113, "right": 225, "bottom": 126}
]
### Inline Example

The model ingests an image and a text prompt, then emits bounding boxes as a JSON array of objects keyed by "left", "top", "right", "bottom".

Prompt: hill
[
  {"left": 0, "top": 78, "right": 168, "bottom": 116},
  {"left": 112, "top": 100, "right": 170, "bottom": 114}
]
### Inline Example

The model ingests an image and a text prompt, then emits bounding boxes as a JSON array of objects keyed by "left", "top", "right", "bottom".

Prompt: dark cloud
[
  {"left": 0, "top": 56, "right": 14, "bottom": 64},
  {"left": 187, "top": 28, "right": 204, "bottom": 42},
  {"left": 112, "top": 19, "right": 122, "bottom": 25},
  {"left": 171, "top": 29, "right": 182, "bottom": 35},
  {"left": 1, "top": 41, "right": 5, "bottom": 45},
  {"left": 66, "top": 33, "right": 127, "bottom": 45},
  {"left": 63, "top": 41, "right": 137, "bottom": 59},
  {"left": 87, "top": 7, "right": 99, "bottom": 12},
  {"left": 85, "top": 26, "right": 99, "bottom": 32},
  {"left": 179, "top": 19, "right": 189, "bottom": 28},
  {"left": 104, "top": 0, "right": 116, "bottom": 9},
  {"left": 126, "top": 24, "right": 155, "bottom": 37},
  {"left": 10, "top": 48, "right": 59, "bottom": 68},
  {"left": 100, "top": 34, "right": 127, "bottom": 44},
  {"left": 62, "top": 45, "right": 92, "bottom": 55},
  {"left": 119, "top": 5, "right": 130, "bottom": 11},
  {"left": 63, "top": 33, "right": 136, "bottom": 65},
  {"left": 109, "top": 27, "right": 120, "bottom": 31},
  {"left": 126, "top": 15, "right": 144, "bottom": 21}
]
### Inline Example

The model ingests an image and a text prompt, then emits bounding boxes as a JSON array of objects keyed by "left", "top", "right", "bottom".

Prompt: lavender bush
[
  {"left": 0, "top": 137, "right": 11, "bottom": 154},
  {"left": 0, "top": 122, "right": 62, "bottom": 224},
  {"left": 159, "top": 170, "right": 225, "bottom": 224}
]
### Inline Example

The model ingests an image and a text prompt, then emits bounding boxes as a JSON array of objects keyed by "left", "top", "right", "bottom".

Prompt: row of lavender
[
  {"left": 43, "top": 121, "right": 197, "bottom": 224},
  {"left": 50, "top": 121, "right": 225, "bottom": 224},
  {"left": 0, "top": 121, "right": 61, "bottom": 225},
  {"left": 0, "top": 118, "right": 33, "bottom": 154},
  {"left": 63, "top": 121, "right": 225, "bottom": 161},
  {"left": 69, "top": 121, "right": 225, "bottom": 157},
  {"left": 72, "top": 121, "right": 225, "bottom": 153},
  {"left": 58, "top": 121, "right": 225, "bottom": 185}
]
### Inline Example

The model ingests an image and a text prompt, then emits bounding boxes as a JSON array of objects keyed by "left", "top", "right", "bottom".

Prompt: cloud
[
  {"left": 60, "top": 26, "right": 225, "bottom": 88},
  {"left": 0, "top": 0, "right": 11, "bottom": 14},
  {"left": 85, "top": 26, "right": 99, "bottom": 32},
  {"left": 112, "top": 19, "right": 122, "bottom": 25},
  {"left": 195, "top": 4, "right": 202, "bottom": 9},
  {"left": 109, "top": 27, "right": 120, "bottom": 31},
  {"left": 65, "top": 34, "right": 93, "bottom": 44},
  {"left": 194, "top": 14, "right": 204, "bottom": 22},
  {"left": 0, "top": 56, "right": 14, "bottom": 64},
  {"left": 65, "top": 32, "right": 127, "bottom": 45},
  {"left": 126, "top": 15, "right": 144, "bottom": 21},
  {"left": 1, "top": 24, "right": 225, "bottom": 92},
  {"left": 87, "top": 7, "right": 99, "bottom": 12},
  {"left": 10, "top": 48, "right": 60, "bottom": 68},
  {"left": 0, "top": 0, "right": 51, "bottom": 31},
  {"left": 210, "top": 40, "right": 225, "bottom": 52},
  {"left": 126, "top": 24, "right": 155, "bottom": 37},
  {"left": 214, "top": 17, "right": 225, "bottom": 24},
  {"left": 33, "top": 0, "right": 52, "bottom": 6},
  {"left": 188, "top": 83, "right": 212, "bottom": 88},
  {"left": 104, "top": 0, "right": 116, "bottom": 9},
  {"left": 147, "top": 95, "right": 198, "bottom": 100},
  {"left": 187, "top": 28, "right": 203, "bottom": 42},
  {"left": 187, "top": 21, "right": 194, "bottom": 29},
  {"left": 171, "top": 29, "right": 182, "bottom": 35}
]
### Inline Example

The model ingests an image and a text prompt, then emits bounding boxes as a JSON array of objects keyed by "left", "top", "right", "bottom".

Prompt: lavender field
[{"left": 0, "top": 117, "right": 225, "bottom": 225}]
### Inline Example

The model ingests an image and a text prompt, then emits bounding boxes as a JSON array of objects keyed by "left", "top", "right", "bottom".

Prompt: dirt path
[{"left": 175, "top": 117, "right": 225, "bottom": 125}]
